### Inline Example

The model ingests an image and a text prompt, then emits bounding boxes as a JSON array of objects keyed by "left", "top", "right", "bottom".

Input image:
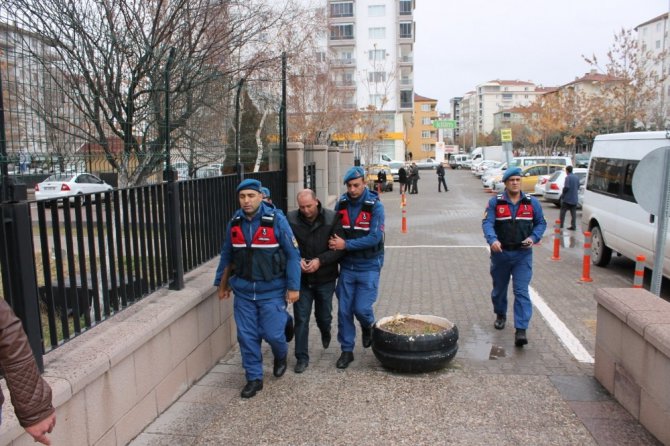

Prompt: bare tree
[
  {"left": 584, "top": 28, "right": 666, "bottom": 132},
  {"left": 4, "top": 0, "right": 310, "bottom": 186}
]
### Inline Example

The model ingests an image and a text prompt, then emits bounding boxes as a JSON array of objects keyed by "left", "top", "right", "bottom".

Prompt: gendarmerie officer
[
  {"left": 214, "top": 179, "right": 301, "bottom": 398},
  {"left": 328, "top": 166, "right": 385, "bottom": 368},
  {"left": 482, "top": 167, "right": 546, "bottom": 347}
]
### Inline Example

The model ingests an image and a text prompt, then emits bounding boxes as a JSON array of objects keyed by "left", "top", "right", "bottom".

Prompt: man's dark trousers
[
  {"left": 294, "top": 281, "right": 336, "bottom": 363},
  {"left": 559, "top": 202, "right": 577, "bottom": 229}
]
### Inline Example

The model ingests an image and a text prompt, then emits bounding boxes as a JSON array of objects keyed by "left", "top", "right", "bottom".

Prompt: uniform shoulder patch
[{"left": 292, "top": 236, "right": 299, "bottom": 249}]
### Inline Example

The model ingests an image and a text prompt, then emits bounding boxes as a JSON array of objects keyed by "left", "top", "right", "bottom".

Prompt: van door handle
[{"left": 650, "top": 214, "right": 655, "bottom": 224}]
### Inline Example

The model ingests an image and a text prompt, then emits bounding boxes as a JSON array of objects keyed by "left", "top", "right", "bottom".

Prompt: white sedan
[{"left": 35, "top": 173, "right": 113, "bottom": 201}]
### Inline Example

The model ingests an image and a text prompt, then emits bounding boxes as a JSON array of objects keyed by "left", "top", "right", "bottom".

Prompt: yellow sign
[{"left": 500, "top": 129, "right": 513, "bottom": 142}]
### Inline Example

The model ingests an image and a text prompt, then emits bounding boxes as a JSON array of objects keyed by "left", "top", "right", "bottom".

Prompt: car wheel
[
  {"left": 554, "top": 196, "right": 562, "bottom": 208},
  {"left": 590, "top": 225, "right": 612, "bottom": 267}
]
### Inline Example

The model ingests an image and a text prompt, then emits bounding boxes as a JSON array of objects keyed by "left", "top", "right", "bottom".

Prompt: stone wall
[
  {"left": 0, "top": 259, "right": 233, "bottom": 445},
  {"left": 594, "top": 288, "right": 670, "bottom": 445}
]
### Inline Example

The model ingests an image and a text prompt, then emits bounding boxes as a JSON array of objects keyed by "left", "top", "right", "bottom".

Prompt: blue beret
[
  {"left": 343, "top": 166, "right": 365, "bottom": 184},
  {"left": 236, "top": 178, "right": 262, "bottom": 193},
  {"left": 260, "top": 187, "right": 271, "bottom": 198},
  {"left": 502, "top": 167, "right": 523, "bottom": 182}
]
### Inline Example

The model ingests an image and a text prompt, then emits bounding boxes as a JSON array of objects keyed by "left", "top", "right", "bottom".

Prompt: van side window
[{"left": 587, "top": 157, "right": 637, "bottom": 202}]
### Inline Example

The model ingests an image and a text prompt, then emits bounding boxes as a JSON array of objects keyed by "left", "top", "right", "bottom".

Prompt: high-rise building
[
  {"left": 327, "top": 0, "right": 415, "bottom": 162},
  {"left": 635, "top": 12, "right": 670, "bottom": 127},
  {"left": 407, "top": 93, "right": 437, "bottom": 157}
]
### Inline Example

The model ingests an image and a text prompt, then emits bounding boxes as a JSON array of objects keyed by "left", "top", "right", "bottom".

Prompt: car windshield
[
  {"left": 45, "top": 174, "right": 74, "bottom": 182},
  {"left": 389, "top": 162, "right": 404, "bottom": 169}
]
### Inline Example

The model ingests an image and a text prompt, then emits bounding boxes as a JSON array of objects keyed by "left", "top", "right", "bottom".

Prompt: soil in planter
[{"left": 379, "top": 316, "right": 450, "bottom": 336}]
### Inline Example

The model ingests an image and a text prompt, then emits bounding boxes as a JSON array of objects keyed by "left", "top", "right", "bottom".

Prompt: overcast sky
[{"left": 413, "top": 0, "right": 669, "bottom": 112}]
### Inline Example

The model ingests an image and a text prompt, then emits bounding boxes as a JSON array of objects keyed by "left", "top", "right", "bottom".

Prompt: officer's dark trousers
[
  {"left": 294, "top": 281, "right": 335, "bottom": 362},
  {"left": 438, "top": 176, "right": 448, "bottom": 191},
  {"left": 489, "top": 249, "right": 533, "bottom": 329},
  {"left": 336, "top": 269, "right": 379, "bottom": 352}
]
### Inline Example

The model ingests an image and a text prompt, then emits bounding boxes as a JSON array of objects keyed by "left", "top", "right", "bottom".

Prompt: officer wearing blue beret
[
  {"left": 328, "top": 166, "right": 385, "bottom": 368},
  {"left": 482, "top": 167, "right": 546, "bottom": 347},
  {"left": 214, "top": 178, "right": 301, "bottom": 398}
]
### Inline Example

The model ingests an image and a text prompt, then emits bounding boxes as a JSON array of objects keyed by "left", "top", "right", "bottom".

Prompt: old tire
[
  {"left": 590, "top": 225, "right": 612, "bottom": 267},
  {"left": 372, "top": 314, "right": 459, "bottom": 373}
]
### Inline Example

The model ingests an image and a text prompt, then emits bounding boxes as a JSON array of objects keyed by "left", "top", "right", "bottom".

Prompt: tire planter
[{"left": 371, "top": 314, "right": 459, "bottom": 373}]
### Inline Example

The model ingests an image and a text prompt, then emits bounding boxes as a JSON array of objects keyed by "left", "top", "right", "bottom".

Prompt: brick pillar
[
  {"left": 328, "top": 145, "right": 340, "bottom": 198},
  {"left": 305, "top": 145, "right": 328, "bottom": 203},
  {"left": 339, "top": 146, "right": 354, "bottom": 195},
  {"left": 286, "top": 142, "right": 304, "bottom": 211}
]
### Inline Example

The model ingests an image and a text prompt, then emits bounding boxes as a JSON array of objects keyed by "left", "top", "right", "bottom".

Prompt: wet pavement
[{"left": 130, "top": 170, "right": 661, "bottom": 445}]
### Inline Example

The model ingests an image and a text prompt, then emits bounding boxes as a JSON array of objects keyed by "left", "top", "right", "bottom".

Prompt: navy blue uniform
[
  {"left": 482, "top": 192, "right": 546, "bottom": 330},
  {"left": 334, "top": 188, "right": 385, "bottom": 352},
  {"left": 214, "top": 202, "right": 301, "bottom": 381}
]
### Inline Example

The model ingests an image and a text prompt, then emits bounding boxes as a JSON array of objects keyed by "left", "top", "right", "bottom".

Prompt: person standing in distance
[
  {"left": 329, "top": 166, "right": 385, "bottom": 368},
  {"left": 287, "top": 189, "right": 345, "bottom": 373},
  {"left": 214, "top": 179, "right": 301, "bottom": 398},
  {"left": 436, "top": 163, "right": 448, "bottom": 192},
  {"left": 482, "top": 167, "right": 546, "bottom": 347},
  {"left": 559, "top": 165, "right": 580, "bottom": 231},
  {"left": 398, "top": 164, "right": 408, "bottom": 195}
]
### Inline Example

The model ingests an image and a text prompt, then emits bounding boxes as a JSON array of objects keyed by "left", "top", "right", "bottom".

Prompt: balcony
[
  {"left": 399, "top": 78, "right": 413, "bottom": 86},
  {"left": 400, "top": 101, "right": 413, "bottom": 110},
  {"left": 334, "top": 80, "right": 356, "bottom": 88},
  {"left": 398, "top": 55, "right": 413, "bottom": 65},
  {"left": 331, "top": 58, "right": 356, "bottom": 67}
]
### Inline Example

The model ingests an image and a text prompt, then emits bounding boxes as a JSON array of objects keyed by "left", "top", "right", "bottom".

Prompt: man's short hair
[{"left": 566, "top": 165, "right": 573, "bottom": 173}]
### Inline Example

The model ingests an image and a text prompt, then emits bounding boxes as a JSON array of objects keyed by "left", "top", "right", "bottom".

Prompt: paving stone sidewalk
[{"left": 130, "top": 170, "right": 660, "bottom": 446}]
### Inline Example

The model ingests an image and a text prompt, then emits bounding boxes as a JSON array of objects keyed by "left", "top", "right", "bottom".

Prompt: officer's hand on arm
[
  {"left": 329, "top": 234, "right": 346, "bottom": 251},
  {"left": 300, "top": 258, "right": 310, "bottom": 272},
  {"left": 287, "top": 290, "right": 299, "bottom": 304},
  {"left": 306, "top": 258, "right": 321, "bottom": 273},
  {"left": 490, "top": 240, "right": 503, "bottom": 253},
  {"left": 25, "top": 412, "right": 56, "bottom": 445}
]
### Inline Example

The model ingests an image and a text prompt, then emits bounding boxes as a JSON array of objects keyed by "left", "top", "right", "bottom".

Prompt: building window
[
  {"left": 657, "top": 40, "right": 662, "bottom": 49},
  {"left": 369, "top": 49, "right": 386, "bottom": 60},
  {"left": 368, "top": 71, "right": 386, "bottom": 82},
  {"left": 421, "top": 131, "right": 431, "bottom": 138},
  {"left": 330, "top": 2, "right": 353, "bottom": 17},
  {"left": 502, "top": 93, "right": 513, "bottom": 100},
  {"left": 399, "top": 22, "right": 412, "bottom": 38},
  {"left": 369, "top": 94, "right": 384, "bottom": 108},
  {"left": 316, "top": 52, "right": 326, "bottom": 63},
  {"left": 421, "top": 104, "right": 430, "bottom": 111},
  {"left": 400, "top": 90, "right": 413, "bottom": 108},
  {"left": 330, "top": 24, "right": 354, "bottom": 40},
  {"left": 368, "top": 5, "right": 385, "bottom": 16},
  {"left": 399, "top": 0, "right": 412, "bottom": 15},
  {"left": 369, "top": 27, "right": 386, "bottom": 39},
  {"left": 421, "top": 117, "right": 431, "bottom": 125},
  {"left": 421, "top": 144, "right": 433, "bottom": 152}
]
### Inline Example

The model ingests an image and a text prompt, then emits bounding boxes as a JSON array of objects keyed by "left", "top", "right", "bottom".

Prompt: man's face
[
  {"left": 346, "top": 177, "right": 365, "bottom": 199},
  {"left": 505, "top": 176, "right": 522, "bottom": 194},
  {"left": 298, "top": 194, "right": 319, "bottom": 221},
  {"left": 238, "top": 190, "right": 263, "bottom": 216}
]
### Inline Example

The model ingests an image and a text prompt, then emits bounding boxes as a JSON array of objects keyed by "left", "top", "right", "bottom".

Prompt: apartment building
[
  {"left": 449, "top": 96, "right": 462, "bottom": 141},
  {"left": 328, "top": 0, "right": 415, "bottom": 161},
  {"left": 407, "top": 93, "right": 437, "bottom": 157},
  {"left": 635, "top": 12, "right": 670, "bottom": 126}
]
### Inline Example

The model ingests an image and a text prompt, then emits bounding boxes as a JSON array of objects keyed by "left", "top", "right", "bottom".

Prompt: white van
[
  {"left": 582, "top": 131, "right": 670, "bottom": 276},
  {"left": 510, "top": 156, "right": 573, "bottom": 168}
]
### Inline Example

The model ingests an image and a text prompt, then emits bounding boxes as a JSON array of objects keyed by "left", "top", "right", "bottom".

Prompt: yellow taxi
[
  {"left": 366, "top": 165, "right": 394, "bottom": 192},
  {"left": 493, "top": 164, "right": 565, "bottom": 194}
]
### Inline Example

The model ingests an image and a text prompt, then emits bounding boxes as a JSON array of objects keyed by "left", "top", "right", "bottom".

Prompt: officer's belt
[{"left": 501, "top": 243, "right": 522, "bottom": 251}]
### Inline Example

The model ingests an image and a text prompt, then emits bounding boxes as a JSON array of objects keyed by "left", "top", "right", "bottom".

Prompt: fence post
[
  {"left": 580, "top": 231, "right": 593, "bottom": 282},
  {"left": 633, "top": 255, "right": 646, "bottom": 289},
  {"left": 0, "top": 202, "right": 44, "bottom": 371}
]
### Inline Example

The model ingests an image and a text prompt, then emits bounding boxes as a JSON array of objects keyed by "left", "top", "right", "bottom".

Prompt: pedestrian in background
[
  {"left": 559, "top": 165, "right": 580, "bottom": 231},
  {"left": 482, "top": 167, "right": 546, "bottom": 347},
  {"left": 287, "top": 189, "right": 344, "bottom": 373},
  {"left": 214, "top": 179, "right": 301, "bottom": 398},
  {"left": 0, "top": 300, "right": 56, "bottom": 445},
  {"left": 261, "top": 186, "right": 273, "bottom": 204},
  {"left": 436, "top": 163, "right": 448, "bottom": 192},
  {"left": 408, "top": 162, "right": 420, "bottom": 194},
  {"left": 329, "top": 166, "right": 385, "bottom": 369},
  {"left": 398, "top": 165, "right": 408, "bottom": 195}
]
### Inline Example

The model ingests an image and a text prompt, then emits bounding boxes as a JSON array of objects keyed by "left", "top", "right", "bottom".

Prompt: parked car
[
  {"left": 34, "top": 173, "right": 113, "bottom": 201},
  {"left": 543, "top": 168, "right": 588, "bottom": 206},
  {"left": 449, "top": 154, "right": 471, "bottom": 169},
  {"left": 574, "top": 152, "right": 591, "bottom": 168},
  {"left": 196, "top": 165, "right": 222, "bottom": 178},
  {"left": 415, "top": 158, "right": 441, "bottom": 170},
  {"left": 473, "top": 160, "right": 501, "bottom": 177},
  {"left": 533, "top": 174, "right": 552, "bottom": 196},
  {"left": 366, "top": 165, "right": 394, "bottom": 192},
  {"left": 492, "top": 164, "right": 565, "bottom": 194}
]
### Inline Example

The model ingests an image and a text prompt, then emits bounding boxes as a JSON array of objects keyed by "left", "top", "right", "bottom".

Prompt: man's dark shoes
[
  {"left": 241, "top": 380, "right": 263, "bottom": 398},
  {"left": 294, "top": 360, "right": 308, "bottom": 374},
  {"left": 361, "top": 325, "right": 373, "bottom": 348},
  {"left": 285, "top": 315, "right": 294, "bottom": 342},
  {"left": 321, "top": 330, "right": 331, "bottom": 349},
  {"left": 273, "top": 356, "right": 287, "bottom": 377},
  {"left": 515, "top": 329, "right": 528, "bottom": 347},
  {"left": 567, "top": 226, "right": 576, "bottom": 231},
  {"left": 494, "top": 314, "right": 506, "bottom": 330},
  {"left": 336, "top": 351, "right": 354, "bottom": 369}
]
